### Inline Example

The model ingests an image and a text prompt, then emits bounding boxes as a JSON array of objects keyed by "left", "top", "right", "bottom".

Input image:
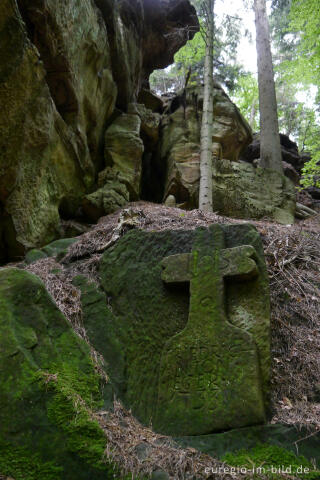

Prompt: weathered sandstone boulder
[
  {"left": 241, "top": 133, "right": 306, "bottom": 175},
  {"left": 82, "top": 172, "right": 130, "bottom": 222},
  {"left": 160, "top": 85, "right": 296, "bottom": 223},
  {"left": 211, "top": 160, "right": 296, "bottom": 225},
  {"left": 160, "top": 83, "right": 253, "bottom": 208},
  {"left": 128, "top": 102, "right": 161, "bottom": 147},
  {"left": 104, "top": 113, "right": 144, "bottom": 199},
  {"left": 83, "top": 102, "right": 163, "bottom": 220},
  {"left": 0, "top": 0, "right": 198, "bottom": 262}
]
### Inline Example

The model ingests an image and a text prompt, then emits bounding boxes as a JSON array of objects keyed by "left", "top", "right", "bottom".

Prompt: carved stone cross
[{"left": 155, "top": 224, "right": 266, "bottom": 436}]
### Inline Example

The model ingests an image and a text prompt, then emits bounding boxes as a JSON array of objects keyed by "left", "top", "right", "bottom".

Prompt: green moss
[
  {"left": 0, "top": 269, "right": 126, "bottom": 479},
  {"left": 42, "top": 238, "right": 78, "bottom": 261},
  {"left": 38, "top": 364, "right": 107, "bottom": 471},
  {"left": 25, "top": 248, "right": 48, "bottom": 264},
  {"left": 72, "top": 275, "right": 125, "bottom": 403},
  {"left": 222, "top": 444, "right": 319, "bottom": 479},
  {"left": 100, "top": 225, "right": 270, "bottom": 436},
  {"left": 25, "top": 239, "right": 78, "bottom": 264},
  {"left": 156, "top": 227, "right": 266, "bottom": 435},
  {"left": 0, "top": 442, "right": 63, "bottom": 480},
  {"left": 175, "top": 424, "right": 320, "bottom": 468},
  {"left": 100, "top": 229, "right": 194, "bottom": 426}
]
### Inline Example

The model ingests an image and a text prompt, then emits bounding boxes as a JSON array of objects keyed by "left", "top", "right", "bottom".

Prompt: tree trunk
[
  {"left": 199, "top": 0, "right": 214, "bottom": 211},
  {"left": 249, "top": 98, "right": 257, "bottom": 129},
  {"left": 254, "top": 0, "right": 283, "bottom": 173}
]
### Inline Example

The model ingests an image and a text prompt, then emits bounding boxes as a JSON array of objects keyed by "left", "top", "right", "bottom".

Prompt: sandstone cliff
[{"left": 0, "top": 0, "right": 198, "bottom": 263}]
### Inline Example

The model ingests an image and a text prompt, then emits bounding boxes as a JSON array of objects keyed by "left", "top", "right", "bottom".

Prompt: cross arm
[
  {"left": 161, "top": 253, "right": 192, "bottom": 285},
  {"left": 221, "top": 245, "right": 259, "bottom": 281}
]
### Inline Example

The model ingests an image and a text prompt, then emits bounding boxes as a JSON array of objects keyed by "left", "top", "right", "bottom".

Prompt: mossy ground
[{"left": 222, "top": 444, "right": 319, "bottom": 479}]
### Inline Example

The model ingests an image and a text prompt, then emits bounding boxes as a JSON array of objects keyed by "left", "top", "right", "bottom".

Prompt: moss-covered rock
[
  {"left": 155, "top": 226, "right": 266, "bottom": 435},
  {"left": 25, "top": 238, "right": 78, "bottom": 264},
  {"left": 0, "top": 268, "right": 117, "bottom": 479},
  {"left": 41, "top": 238, "right": 78, "bottom": 258},
  {"left": 222, "top": 443, "right": 319, "bottom": 479},
  {"left": 0, "top": 0, "right": 198, "bottom": 260},
  {"left": 25, "top": 249, "right": 49, "bottom": 265},
  {"left": 72, "top": 274, "right": 126, "bottom": 401},
  {"left": 175, "top": 424, "right": 320, "bottom": 464},
  {"left": 211, "top": 160, "right": 296, "bottom": 225},
  {"left": 160, "top": 84, "right": 253, "bottom": 209},
  {"left": 99, "top": 224, "right": 270, "bottom": 436},
  {"left": 82, "top": 178, "right": 130, "bottom": 222}
]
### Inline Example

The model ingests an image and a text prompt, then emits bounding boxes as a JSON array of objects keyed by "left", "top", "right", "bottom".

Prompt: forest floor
[{"left": 24, "top": 202, "right": 320, "bottom": 480}]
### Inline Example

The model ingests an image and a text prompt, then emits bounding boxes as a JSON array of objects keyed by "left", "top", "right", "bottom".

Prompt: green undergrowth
[{"left": 222, "top": 443, "right": 319, "bottom": 479}]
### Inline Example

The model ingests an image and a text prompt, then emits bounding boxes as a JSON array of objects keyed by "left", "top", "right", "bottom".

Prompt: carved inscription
[{"left": 155, "top": 224, "right": 266, "bottom": 435}]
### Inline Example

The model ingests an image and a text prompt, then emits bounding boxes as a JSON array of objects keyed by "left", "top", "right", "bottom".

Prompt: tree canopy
[{"left": 289, "top": 0, "right": 320, "bottom": 87}]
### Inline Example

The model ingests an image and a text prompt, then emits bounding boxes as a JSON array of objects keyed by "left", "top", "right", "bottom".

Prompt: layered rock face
[
  {"left": 211, "top": 160, "right": 296, "bottom": 225},
  {"left": 159, "top": 86, "right": 296, "bottom": 224},
  {"left": 160, "top": 83, "right": 253, "bottom": 209},
  {"left": 242, "top": 135, "right": 320, "bottom": 207},
  {"left": 0, "top": 0, "right": 116, "bottom": 261},
  {"left": 0, "top": 0, "right": 198, "bottom": 263}
]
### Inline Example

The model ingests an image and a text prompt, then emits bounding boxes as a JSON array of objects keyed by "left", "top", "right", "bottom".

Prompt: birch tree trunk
[
  {"left": 199, "top": 0, "right": 214, "bottom": 211},
  {"left": 254, "top": 0, "right": 284, "bottom": 173}
]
